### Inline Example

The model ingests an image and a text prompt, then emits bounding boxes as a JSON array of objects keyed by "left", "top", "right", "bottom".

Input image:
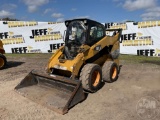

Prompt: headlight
[{"left": 54, "top": 65, "right": 67, "bottom": 70}]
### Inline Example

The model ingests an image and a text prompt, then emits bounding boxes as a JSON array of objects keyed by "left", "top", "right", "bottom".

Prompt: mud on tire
[
  {"left": 80, "top": 64, "right": 102, "bottom": 93},
  {"left": 0, "top": 54, "right": 7, "bottom": 70},
  {"left": 102, "top": 61, "right": 118, "bottom": 83}
]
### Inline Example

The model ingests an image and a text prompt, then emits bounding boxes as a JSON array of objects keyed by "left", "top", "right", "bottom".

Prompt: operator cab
[{"left": 64, "top": 18, "right": 106, "bottom": 59}]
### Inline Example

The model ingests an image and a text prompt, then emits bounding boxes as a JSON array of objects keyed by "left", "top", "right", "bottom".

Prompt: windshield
[
  {"left": 65, "top": 21, "right": 86, "bottom": 46},
  {"left": 64, "top": 21, "right": 86, "bottom": 58}
]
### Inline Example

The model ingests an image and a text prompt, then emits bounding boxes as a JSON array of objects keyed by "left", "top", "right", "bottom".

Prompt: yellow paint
[
  {"left": 8, "top": 21, "right": 37, "bottom": 28},
  {"left": 138, "top": 21, "right": 158, "bottom": 28},
  {"left": 155, "top": 48, "right": 160, "bottom": 56},
  {"left": 122, "top": 39, "right": 153, "bottom": 46},
  {"left": 137, "top": 32, "right": 143, "bottom": 37},
  {"left": 1, "top": 38, "right": 24, "bottom": 45},
  {"left": 48, "top": 22, "right": 63, "bottom": 24},
  {"left": 47, "top": 30, "right": 121, "bottom": 77},
  {"left": 34, "top": 34, "right": 62, "bottom": 42},
  {"left": 110, "top": 23, "right": 127, "bottom": 30}
]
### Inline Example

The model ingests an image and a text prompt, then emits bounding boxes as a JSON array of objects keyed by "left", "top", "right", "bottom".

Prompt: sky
[{"left": 0, "top": 0, "right": 160, "bottom": 23}]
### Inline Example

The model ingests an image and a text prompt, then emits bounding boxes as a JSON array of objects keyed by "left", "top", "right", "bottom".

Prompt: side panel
[{"left": 84, "top": 31, "right": 121, "bottom": 65}]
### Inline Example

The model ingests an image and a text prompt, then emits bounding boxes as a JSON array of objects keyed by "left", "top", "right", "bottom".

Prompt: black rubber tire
[
  {"left": 0, "top": 54, "right": 7, "bottom": 70},
  {"left": 80, "top": 64, "right": 102, "bottom": 93},
  {"left": 102, "top": 61, "right": 118, "bottom": 83}
]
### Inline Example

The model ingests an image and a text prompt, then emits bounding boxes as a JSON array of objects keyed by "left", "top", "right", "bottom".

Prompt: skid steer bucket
[{"left": 15, "top": 70, "right": 85, "bottom": 114}]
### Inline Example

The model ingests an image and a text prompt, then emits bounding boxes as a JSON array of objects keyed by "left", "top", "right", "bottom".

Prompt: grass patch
[
  {"left": 4, "top": 53, "right": 160, "bottom": 65},
  {"left": 5, "top": 53, "right": 52, "bottom": 58},
  {"left": 120, "top": 54, "right": 160, "bottom": 65}
]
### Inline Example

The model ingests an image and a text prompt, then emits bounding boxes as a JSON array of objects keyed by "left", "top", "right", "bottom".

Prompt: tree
[{"left": 0, "top": 17, "right": 19, "bottom": 21}]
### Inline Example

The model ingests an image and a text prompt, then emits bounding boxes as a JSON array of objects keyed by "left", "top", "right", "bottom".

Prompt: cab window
[{"left": 89, "top": 24, "right": 105, "bottom": 45}]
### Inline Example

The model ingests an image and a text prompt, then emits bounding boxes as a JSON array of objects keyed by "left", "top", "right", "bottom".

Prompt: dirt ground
[{"left": 0, "top": 54, "right": 160, "bottom": 120}]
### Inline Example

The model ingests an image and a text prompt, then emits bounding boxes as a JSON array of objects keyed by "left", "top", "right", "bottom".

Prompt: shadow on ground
[{"left": 6, "top": 61, "right": 25, "bottom": 69}]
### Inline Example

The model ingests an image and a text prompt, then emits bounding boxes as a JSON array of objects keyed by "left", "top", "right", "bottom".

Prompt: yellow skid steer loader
[
  {"left": 0, "top": 40, "right": 7, "bottom": 69},
  {"left": 15, "top": 19, "right": 122, "bottom": 114}
]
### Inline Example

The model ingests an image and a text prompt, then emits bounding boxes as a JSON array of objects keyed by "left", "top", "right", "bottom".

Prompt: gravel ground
[{"left": 0, "top": 54, "right": 160, "bottom": 120}]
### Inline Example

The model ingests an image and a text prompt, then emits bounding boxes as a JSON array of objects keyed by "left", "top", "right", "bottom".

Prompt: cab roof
[{"left": 65, "top": 18, "right": 103, "bottom": 27}]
